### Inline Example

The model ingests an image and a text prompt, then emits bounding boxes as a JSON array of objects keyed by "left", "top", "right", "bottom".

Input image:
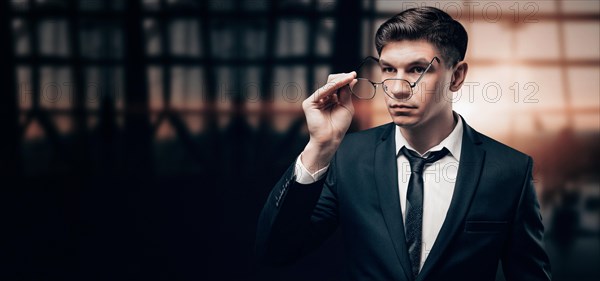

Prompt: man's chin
[{"left": 391, "top": 115, "right": 420, "bottom": 128}]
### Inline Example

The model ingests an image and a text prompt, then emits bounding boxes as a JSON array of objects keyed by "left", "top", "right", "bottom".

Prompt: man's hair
[{"left": 375, "top": 6, "right": 468, "bottom": 68}]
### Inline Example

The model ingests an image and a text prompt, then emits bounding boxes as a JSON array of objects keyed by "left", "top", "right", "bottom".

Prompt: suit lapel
[
  {"left": 374, "top": 123, "right": 413, "bottom": 281},
  {"left": 416, "top": 118, "right": 486, "bottom": 281}
]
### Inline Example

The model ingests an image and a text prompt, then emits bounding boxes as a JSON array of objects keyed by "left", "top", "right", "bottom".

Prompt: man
[{"left": 256, "top": 7, "right": 551, "bottom": 281}]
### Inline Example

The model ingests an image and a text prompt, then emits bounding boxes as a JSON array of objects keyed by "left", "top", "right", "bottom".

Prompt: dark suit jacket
[{"left": 256, "top": 117, "right": 551, "bottom": 281}]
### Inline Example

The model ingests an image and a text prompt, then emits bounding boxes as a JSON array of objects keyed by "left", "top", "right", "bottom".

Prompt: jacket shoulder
[
  {"left": 338, "top": 122, "right": 393, "bottom": 152},
  {"left": 472, "top": 129, "right": 533, "bottom": 180},
  {"left": 477, "top": 132, "right": 530, "bottom": 162}
]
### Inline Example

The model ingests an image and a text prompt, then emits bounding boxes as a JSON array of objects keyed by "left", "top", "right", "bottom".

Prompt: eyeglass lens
[{"left": 350, "top": 78, "right": 413, "bottom": 100}]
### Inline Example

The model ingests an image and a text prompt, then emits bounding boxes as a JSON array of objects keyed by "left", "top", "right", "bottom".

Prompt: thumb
[{"left": 338, "top": 79, "right": 357, "bottom": 105}]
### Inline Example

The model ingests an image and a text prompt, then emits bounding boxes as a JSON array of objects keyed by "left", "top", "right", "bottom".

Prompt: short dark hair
[{"left": 375, "top": 7, "right": 468, "bottom": 68}]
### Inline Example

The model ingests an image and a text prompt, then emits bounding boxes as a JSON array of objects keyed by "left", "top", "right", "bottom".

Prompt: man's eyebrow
[
  {"left": 378, "top": 58, "right": 391, "bottom": 66},
  {"left": 378, "top": 58, "right": 432, "bottom": 67}
]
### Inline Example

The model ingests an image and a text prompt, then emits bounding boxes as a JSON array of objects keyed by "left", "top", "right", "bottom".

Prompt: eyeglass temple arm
[
  {"left": 355, "top": 56, "right": 380, "bottom": 71},
  {"left": 410, "top": 56, "right": 440, "bottom": 87}
]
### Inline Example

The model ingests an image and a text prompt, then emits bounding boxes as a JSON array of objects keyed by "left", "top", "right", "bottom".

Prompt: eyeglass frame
[{"left": 349, "top": 56, "right": 441, "bottom": 100}]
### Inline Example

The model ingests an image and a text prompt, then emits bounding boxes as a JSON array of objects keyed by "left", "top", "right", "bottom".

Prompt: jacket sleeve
[
  {"left": 501, "top": 157, "right": 552, "bottom": 280},
  {"left": 255, "top": 155, "right": 339, "bottom": 266}
]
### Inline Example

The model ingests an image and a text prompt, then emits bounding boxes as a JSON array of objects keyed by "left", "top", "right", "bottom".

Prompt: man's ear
[{"left": 449, "top": 61, "right": 468, "bottom": 92}]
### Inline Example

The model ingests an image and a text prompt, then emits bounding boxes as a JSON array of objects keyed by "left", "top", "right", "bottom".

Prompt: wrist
[
  {"left": 307, "top": 137, "right": 341, "bottom": 151},
  {"left": 301, "top": 141, "right": 339, "bottom": 174}
]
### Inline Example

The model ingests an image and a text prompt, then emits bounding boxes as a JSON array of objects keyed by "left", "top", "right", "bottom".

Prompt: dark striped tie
[{"left": 400, "top": 146, "right": 450, "bottom": 278}]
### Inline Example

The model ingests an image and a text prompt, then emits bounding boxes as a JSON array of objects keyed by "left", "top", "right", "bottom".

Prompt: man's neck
[{"left": 399, "top": 111, "right": 457, "bottom": 155}]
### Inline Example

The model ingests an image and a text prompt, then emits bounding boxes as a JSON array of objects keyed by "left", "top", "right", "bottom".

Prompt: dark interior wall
[
  {"left": 3, "top": 0, "right": 359, "bottom": 280},
  {"left": 2, "top": 1, "right": 599, "bottom": 281}
]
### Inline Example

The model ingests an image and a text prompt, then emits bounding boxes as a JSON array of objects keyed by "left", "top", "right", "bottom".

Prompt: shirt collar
[{"left": 395, "top": 112, "right": 464, "bottom": 161}]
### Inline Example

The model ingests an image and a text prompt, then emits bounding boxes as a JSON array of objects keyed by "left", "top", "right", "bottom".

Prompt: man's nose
[{"left": 384, "top": 79, "right": 412, "bottom": 100}]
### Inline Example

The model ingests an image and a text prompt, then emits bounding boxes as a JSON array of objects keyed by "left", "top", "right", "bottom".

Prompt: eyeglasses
[{"left": 349, "top": 56, "right": 440, "bottom": 101}]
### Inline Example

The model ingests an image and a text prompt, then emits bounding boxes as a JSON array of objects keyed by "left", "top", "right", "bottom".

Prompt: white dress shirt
[
  {"left": 395, "top": 119, "right": 463, "bottom": 269},
  {"left": 294, "top": 118, "right": 464, "bottom": 270}
]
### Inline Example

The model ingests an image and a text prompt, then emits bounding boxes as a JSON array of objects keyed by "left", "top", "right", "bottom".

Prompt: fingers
[
  {"left": 305, "top": 72, "right": 356, "bottom": 109},
  {"left": 332, "top": 78, "right": 356, "bottom": 116},
  {"left": 315, "top": 90, "right": 339, "bottom": 110},
  {"left": 338, "top": 79, "right": 357, "bottom": 105},
  {"left": 312, "top": 71, "right": 356, "bottom": 102},
  {"left": 317, "top": 78, "right": 358, "bottom": 110}
]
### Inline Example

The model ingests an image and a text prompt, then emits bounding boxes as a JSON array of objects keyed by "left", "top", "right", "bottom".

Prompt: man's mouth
[{"left": 389, "top": 104, "right": 417, "bottom": 109}]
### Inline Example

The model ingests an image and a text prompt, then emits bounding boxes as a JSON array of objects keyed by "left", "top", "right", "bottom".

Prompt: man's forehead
[{"left": 379, "top": 40, "right": 438, "bottom": 63}]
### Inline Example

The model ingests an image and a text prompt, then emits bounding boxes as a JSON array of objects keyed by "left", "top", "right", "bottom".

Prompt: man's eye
[
  {"left": 382, "top": 67, "right": 395, "bottom": 73},
  {"left": 411, "top": 66, "right": 426, "bottom": 74}
]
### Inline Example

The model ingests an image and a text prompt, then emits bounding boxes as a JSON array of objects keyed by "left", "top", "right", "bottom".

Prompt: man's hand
[{"left": 300, "top": 72, "right": 357, "bottom": 173}]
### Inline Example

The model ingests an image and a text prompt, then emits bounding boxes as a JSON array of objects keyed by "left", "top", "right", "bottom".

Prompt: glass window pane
[
  {"left": 375, "top": 0, "right": 411, "bottom": 12},
  {"left": 317, "top": 0, "right": 335, "bottom": 11},
  {"left": 142, "top": 0, "right": 160, "bottom": 10},
  {"left": 169, "top": 19, "right": 202, "bottom": 57},
  {"left": 13, "top": 18, "right": 30, "bottom": 56},
  {"left": 562, "top": 0, "right": 600, "bottom": 13},
  {"left": 242, "top": 67, "right": 263, "bottom": 128},
  {"left": 453, "top": 65, "right": 514, "bottom": 137},
  {"left": 39, "top": 66, "right": 72, "bottom": 109},
  {"left": 361, "top": 19, "right": 375, "bottom": 57},
  {"left": 363, "top": 18, "right": 386, "bottom": 57},
  {"left": 518, "top": 1, "right": 556, "bottom": 14},
  {"left": 313, "top": 65, "right": 331, "bottom": 89},
  {"left": 170, "top": 66, "right": 205, "bottom": 110},
  {"left": 272, "top": 66, "right": 305, "bottom": 131},
  {"left": 564, "top": 22, "right": 600, "bottom": 59},
  {"left": 515, "top": 22, "right": 559, "bottom": 59},
  {"left": 84, "top": 67, "right": 124, "bottom": 110},
  {"left": 373, "top": 0, "right": 556, "bottom": 18},
  {"left": 276, "top": 19, "right": 308, "bottom": 57},
  {"left": 214, "top": 66, "right": 235, "bottom": 127},
  {"left": 241, "top": 67, "right": 262, "bottom": 102},
  {"left": 211, "top": 20, "right": 237, "bottom": 59},
  {"left": 148, "top": 66, "right": 163, "bottom": 110},
  {"left": 241, "top": 20, "right": 267, "bottom": 59},
  {"left": 315, "top": 19, "right": 334, "bottom": 56},
  {"left": 84, "top": 67, "right": 123, "bottom": 110},
  {"left": 511, "top": 66, "right": 568, "bottom": 135},
  {"left": 38, "top": 19, "right": 70, "bottom": 57},
  {"left": 273, "top": 66, "right": 306, "bottom": 102},
  {"left": 513, "top": 66, "right": 563, "bottom": 109},
  {"left": 11, "top": 0, "right": 30, "bottom": 10},
  {"left": 470, "top": 22, "right": 511, "bottom": 59},
  {"left": 215, "top": 66, "right": 237, "bottom": 103},
  {"left": 144, "top": 18, "right": 161, "bottom": 56},
  {"left": 17, "top": 66, "right": 32, "bottom": 110},
  {"left": 80, "top": 21, "right": 123, "bottom": 59},
  {"left": 568, "top": 67, "right": 600, "bottom": 108},
  {"left": 84, "top": 67, "right": 102, "bottom": 110}
]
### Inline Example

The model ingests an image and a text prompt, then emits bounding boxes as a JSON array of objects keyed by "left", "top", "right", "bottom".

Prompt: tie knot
[{"left": 400, "top": 147, "right": 449, "bottom": 174}]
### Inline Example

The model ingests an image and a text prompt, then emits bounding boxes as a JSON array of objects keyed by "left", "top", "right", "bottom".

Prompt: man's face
[{"left": 379, "top": 40, "right": 454, "bottom": 129}]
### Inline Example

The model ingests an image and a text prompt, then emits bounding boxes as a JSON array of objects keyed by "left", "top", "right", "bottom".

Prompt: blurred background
[{"left": 1, "top": 0, "right": 598, "bottom": 280}]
